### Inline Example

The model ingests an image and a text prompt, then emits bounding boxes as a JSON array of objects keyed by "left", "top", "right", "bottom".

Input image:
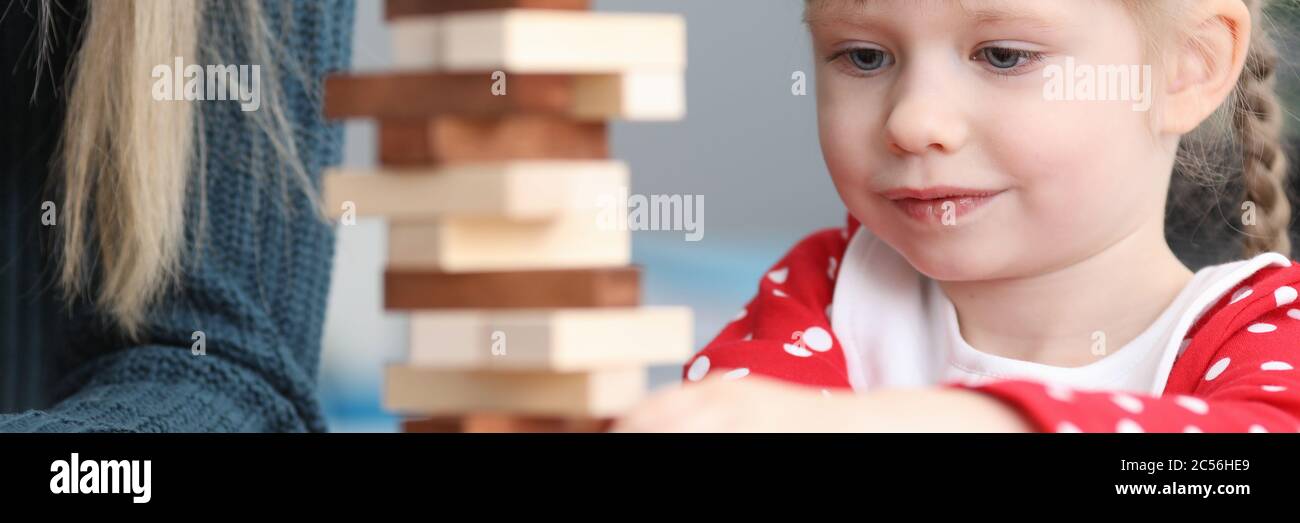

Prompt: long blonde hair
[{"left": 44, "top": 0, "right": 312, "bottom": 338}]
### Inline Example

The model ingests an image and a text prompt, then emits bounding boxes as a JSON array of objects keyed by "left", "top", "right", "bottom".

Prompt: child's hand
[
  {"left": 612, "top": 374, "right": 865, "bottom": 432},
  {"left": 612, "top": 374, "right": 1034, "bottom": 433}
]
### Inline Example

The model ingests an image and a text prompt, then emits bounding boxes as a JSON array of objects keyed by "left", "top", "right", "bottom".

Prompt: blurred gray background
[{"left": 319, "top": 0, "right": 845, "bottom": 431}]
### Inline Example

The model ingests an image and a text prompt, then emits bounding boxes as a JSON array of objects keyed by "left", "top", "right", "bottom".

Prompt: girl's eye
[
  {"left": 831, "top": 47, "right": 893, "bottom": 75},
  {"left": 973, "top": 46, "right": 1045, "bottom": 74},
  {"left": 847, "top": 48, "right": 889, "bottom": 71}
]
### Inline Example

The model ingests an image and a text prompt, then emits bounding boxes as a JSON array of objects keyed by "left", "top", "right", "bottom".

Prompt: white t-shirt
[{"left": 830, "top": 228, "right": 1291, "bottom": 395}]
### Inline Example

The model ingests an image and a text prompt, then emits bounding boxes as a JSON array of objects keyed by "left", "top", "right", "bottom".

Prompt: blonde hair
[
  {"left": 43, "top": 0, "right": 313, "bottom": 338},
  {"left": 1123, "top": 0, "right": 1292, "bottom": 259},
  {"left": 1230, "top": 1, "right": 1292, "bottom": 258},
  {"left": 805, "top": 0, "right": 1295, "bottom": 259}
]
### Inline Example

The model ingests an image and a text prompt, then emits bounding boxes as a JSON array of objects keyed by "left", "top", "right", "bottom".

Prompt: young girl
[{"left": 615, "top": 0, "right": 1300, "bottom": 432}]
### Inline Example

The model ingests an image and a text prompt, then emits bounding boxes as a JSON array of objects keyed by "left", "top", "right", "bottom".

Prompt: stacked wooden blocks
[{"left": 323, "top": 0, "right": 692, "bottom": 432}]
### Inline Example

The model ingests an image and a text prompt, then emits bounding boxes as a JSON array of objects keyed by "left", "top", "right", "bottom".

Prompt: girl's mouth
[{"left": 880, "top": 187, "right": 1007, "bottom": 225}]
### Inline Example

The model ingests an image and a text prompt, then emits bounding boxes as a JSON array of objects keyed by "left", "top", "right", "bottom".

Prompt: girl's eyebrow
[
  {"left": 806, "top": 1, "right": 1066, "bottom": 32},
  {"left": 967, "top": 5, "right": 1066, "bottom": 31}
]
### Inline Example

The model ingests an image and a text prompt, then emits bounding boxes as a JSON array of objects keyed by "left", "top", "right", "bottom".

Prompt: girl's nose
[{"left": 883, "top": 82, "right": 970, "bottom": 156}]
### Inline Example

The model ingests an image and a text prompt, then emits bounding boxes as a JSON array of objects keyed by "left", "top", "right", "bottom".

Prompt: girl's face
[{"left": 811, "top": 0, "right": 1179, "bottom": 281}]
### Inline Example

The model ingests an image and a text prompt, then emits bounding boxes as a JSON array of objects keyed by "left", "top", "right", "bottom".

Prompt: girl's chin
[{"left": 894, "top": 244, "right": 1016, "bottom": 282}]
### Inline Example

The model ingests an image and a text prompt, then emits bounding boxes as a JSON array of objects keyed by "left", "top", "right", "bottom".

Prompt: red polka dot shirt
[{"left": 683, "top": 215, "right": 1300, "bottom": 433}]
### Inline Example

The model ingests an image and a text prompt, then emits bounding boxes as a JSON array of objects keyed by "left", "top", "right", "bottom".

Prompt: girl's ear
[{"left": 1161, "top": 0, "right": 1253, "bottom": 135}]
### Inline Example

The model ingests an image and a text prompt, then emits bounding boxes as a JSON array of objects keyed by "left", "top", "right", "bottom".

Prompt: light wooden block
[
  {"left": 378, "top": 115, "right": 608, "bottom": 166},
  {"left": 384, "top": 267, "right": 640, "bottom": 309},
  {"left": 387, "top": 211, "right": 631, "bottom": 272},
  {"left": 323, "top": 160, "right": 628, "bottom": 221},
  {"left": 406, "top": 306, "right": 693, "bottom": 370},
  {"left": 324, "top": 72, "right": 683, "bottom": 121},
  {"left": 391, "top": 10, "right": 686, "bottom": 73},
  {"left": 384, "top": 366, "right": 647, "bottom": 417},
  {"left": 390, "top": 16, "right": 440, "bottom": 71},
  {"left": 386, "top": 0, "right": 589, "bottom": 20},
  {"left": 570, "top": 71, "right": 685, "bottom": 121}
]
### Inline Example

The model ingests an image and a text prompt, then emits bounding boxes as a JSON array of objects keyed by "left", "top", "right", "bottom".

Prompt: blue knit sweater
[{"left": 0, "top": 0, "right": 355, "bottom": 432}]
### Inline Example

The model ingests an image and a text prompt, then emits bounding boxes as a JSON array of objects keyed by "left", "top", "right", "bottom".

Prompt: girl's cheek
[
  {"left": 987, "top": 91, "right": 1125, "bottom": 185},
  {"left": 991, "top": 103, "right": 1157, "bottom": 241},
  {"left": 816, "top": 75, "right": 891, "bottom": 161},
  {"left": 818, "top": 97, "right": 885, "bottom": 186}
]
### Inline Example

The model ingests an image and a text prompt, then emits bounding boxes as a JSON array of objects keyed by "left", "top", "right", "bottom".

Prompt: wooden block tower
[{"left": 322, "top": 0, "right": 692, "bottom": 432}]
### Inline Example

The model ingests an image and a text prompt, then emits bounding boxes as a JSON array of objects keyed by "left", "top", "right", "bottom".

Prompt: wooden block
[
  {"left": 387, "top": 211, "right": 630, "bottom": 272},
  {"left": 391, "top": 10, "right": 685, "bottom": 73},
  {"left": 384, "top": 266, "right": 640, "bottom": 309},
  {"left": 572, "top": 71, "right": 685, "bottom": 121},
  {"left": 386, "top": 0, "right": 589, "bottom": 20},
  {"left": 325, "top": 72, "right": 575, "bottom": 119},
  {"left": 324, "top": 72, "right": 683, "bottom": 121},
  {"left": 389, "top": 12, "right": 443, "bottom": 69},
  {"left": 405, "top": 306, "right": 693, "bottom": 370},
  {"left": 383, "top": 366, "right": 647, "bottom": 417},
  {"left": 379, "top": 115, "right": 608, "bottom": 167},
  {"left": 400, "top": 414, "right": 611, "bottom": 433},
  {"left": 323, "top": 160, "right": 628, "bottom": 221}
]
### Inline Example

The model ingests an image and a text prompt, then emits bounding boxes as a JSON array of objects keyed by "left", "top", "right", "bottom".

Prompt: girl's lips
[{"left": 881, "top": 188, "right": 1006, "bottom": 225}]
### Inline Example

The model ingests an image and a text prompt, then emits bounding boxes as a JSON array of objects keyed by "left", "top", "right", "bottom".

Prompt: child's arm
[
  {"left": 623, "top": 304, "right": 1300, "bottom": 432},
  {"left": 615, "top": 373, "right": 1034, "bottom": 432},
  {"left": 630, "top": 212, "right": 1300, "bottom": 432},
  {"left": 645, "top": 261, "right": 1300, "bottom": 432}
]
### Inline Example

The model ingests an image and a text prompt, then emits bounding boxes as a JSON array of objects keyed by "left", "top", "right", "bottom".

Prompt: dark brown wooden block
[
  {"left": 401, "top": 414, "right": 612, "bottom": 433},
  {"left": 385, "top": 266, "right": 640, "bottom": 310},
  {"left": 324, "top": 72, "right": 585, "bottom": 120},
  {"left": 379, "top": 115, "right": 608, "bottom": 166},
  {"left": 385, "top": 0, "right": 589, "bottom": 20}
]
